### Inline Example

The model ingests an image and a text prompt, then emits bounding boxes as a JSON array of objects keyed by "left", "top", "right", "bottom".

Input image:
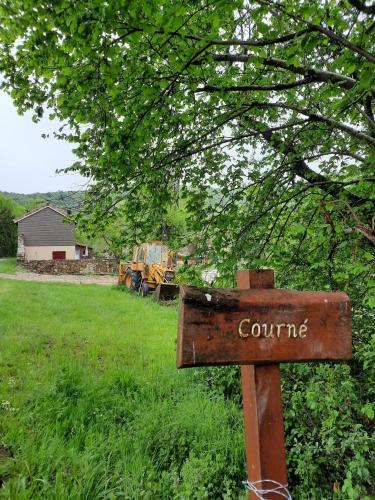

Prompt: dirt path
[{"left": 0, "top": 271, "right": 117, "bottom": 285}]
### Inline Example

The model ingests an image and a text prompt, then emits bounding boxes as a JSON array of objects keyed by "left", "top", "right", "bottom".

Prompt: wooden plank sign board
[{"left": 177, "top": 285, "right": 352, "bottom": 367}]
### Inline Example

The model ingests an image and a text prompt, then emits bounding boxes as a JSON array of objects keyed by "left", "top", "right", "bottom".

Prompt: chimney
[{"left": 67, "top": 208, "right": 72, "bottom": 215}]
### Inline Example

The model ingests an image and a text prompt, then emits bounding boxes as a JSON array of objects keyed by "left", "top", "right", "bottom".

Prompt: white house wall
[{"left": 25, "top": 246, "right": 76, "bottom": 261}]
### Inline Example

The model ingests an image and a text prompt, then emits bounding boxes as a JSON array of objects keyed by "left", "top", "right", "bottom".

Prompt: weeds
[{"left": 0, "top": 279, "right": 246, "bottom": 499}]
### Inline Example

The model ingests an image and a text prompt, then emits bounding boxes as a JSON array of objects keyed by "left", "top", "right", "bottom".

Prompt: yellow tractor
[{"left": 118, "top": 240, "right": 179, "bottom": 300}]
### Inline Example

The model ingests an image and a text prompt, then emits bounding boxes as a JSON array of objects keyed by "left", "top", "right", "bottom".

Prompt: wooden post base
[{"left": 238, "top": 270, "right": 288, "bottom": 499}]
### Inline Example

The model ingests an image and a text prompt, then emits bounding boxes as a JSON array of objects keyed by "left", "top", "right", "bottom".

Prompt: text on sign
[{"left": 238, "top": 318, "right": 308, "bottom": 339}]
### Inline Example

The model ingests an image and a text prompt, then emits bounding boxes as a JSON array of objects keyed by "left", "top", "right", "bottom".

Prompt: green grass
[
  {"left": 0, "top": 280, "right": 246, "bottom": 499},
  {"left": 0, "top": 258, "right": 17, "bottom": 274}
]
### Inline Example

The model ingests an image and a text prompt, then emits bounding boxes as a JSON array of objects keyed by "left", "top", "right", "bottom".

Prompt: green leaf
[
  {"left": 361, "top": 403, "right": 374, "bottom": 420},
  {"left": 346, "top": 63, "right": 357, "bottom": 74}
]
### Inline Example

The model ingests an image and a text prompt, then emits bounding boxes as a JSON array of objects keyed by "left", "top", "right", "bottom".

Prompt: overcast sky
[{"left": 0, "top": 91, "right": 86, "bottom": 194}]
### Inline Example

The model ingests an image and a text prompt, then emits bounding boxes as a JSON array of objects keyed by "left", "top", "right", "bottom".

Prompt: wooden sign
[
  {"left": 176, "top": 270, "right": 352, "bottom": 499},
  {"left": 177, "top": 285, "right": 351, "bottom": 367}
]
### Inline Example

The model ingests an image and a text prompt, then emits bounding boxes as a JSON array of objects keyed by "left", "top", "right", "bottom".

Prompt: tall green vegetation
[
  {"left": 0, "top": 194, "right": 23, "bottom": 257},
  {"left": 0, "top": 205, "right": 16, "bottom": 257},
  {"left": 196, "top": 299, "right": 375, "bottom": 499},
  {"left": 0, "top": 280, "right": 246, "bottom": 499}
]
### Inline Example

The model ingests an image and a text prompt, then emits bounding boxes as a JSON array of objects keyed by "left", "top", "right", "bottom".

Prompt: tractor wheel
[
  {"left": 140, "top": 282, "right": 149, "bottom": 297},
  {"left": 131, "top": 271, "right": 141, "bottom": 290},
  {"left": 124, "top": 270, "right": 132, "bottom": 289}
]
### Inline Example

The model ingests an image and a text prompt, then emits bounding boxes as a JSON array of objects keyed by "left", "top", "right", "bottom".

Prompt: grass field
[
  {"left": 0, "top": 279, "right": 246, "bottom": 499},
  {"left": 0, "top": 259, "right": 17, "bottom": 274}
]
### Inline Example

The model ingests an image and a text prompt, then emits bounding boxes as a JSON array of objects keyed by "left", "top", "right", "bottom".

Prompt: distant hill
[
  {"left": 0, "top": 193, "right": 25, "bottom": 218},
  {"left": 1, "top": 190, "right": 85, "bottom": 212}
]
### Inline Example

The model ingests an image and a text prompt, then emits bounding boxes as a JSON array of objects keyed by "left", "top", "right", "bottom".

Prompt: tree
[
  {"left": 0, "top": 205, "right": 16, "bottom": 257},
  {"left": 2, "top": 0, "right": 373, "bottom": 281},
  {"left": 0, "top": 194, "right": 22, "bottom": 257},
  {"left": 0, "top": 0, "right": 373, "bottom": 241}
]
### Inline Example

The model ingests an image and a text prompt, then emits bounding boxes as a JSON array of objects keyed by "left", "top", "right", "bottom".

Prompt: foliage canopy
[{"left": 0, "top": 0, "right": 373, "bottom": 261}]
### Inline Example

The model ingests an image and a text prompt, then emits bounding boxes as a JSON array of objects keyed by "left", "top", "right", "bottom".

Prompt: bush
[
  {"left": 181, "top": 260, "right": 375, "bottom": 498},
  {"left": 194, "top": 306, "right": 375, "bottom": 498}
]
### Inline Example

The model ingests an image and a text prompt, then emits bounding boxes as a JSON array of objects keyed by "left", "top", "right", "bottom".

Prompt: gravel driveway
[{"left": 0, "top": 271, "right": 117, "bottom": 285}]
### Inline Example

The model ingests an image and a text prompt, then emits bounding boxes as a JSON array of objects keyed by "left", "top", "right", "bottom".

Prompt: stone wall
[{"left": 21, "top": 258, "right": 119, "bottom": 275}]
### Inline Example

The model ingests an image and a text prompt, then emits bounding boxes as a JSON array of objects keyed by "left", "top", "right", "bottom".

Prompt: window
[{"left": 145, "top": 243, "right": 168, "bottom": 264}]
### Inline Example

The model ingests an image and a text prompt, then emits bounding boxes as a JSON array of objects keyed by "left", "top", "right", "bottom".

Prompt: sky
[{"left": 0, "top": 91, "right": 86, "bottom": 194}]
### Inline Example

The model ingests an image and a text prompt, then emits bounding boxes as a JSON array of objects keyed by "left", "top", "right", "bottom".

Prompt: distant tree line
[{"left": 0, "top": 190, "right": 85, "bottom": 211}]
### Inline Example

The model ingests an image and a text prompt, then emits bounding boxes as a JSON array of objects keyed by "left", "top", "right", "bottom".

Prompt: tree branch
[
  {"left": 196, "top": 77, "right": 316, "bottom": 93},
  {"left": 348, "top": 0, "right": 375, "bottom": 15},
  {"left": 118, "top": 18, "right": 374, "bottom": 62},
  {"left": 115, "top": 24, "right": 313, "bottom": 48},
  {"left": 354, "top": 103, "right": 375, "bottom": 130},
  {"left": 252, "top": 102, "right": 375, "bottom": 147},
  {"left": 364, "top": 95, "right": 374, "bottom": 122},
  {"left": 347, "top": 204, "right": 375, "bottom": 245},
  {"left": 236, "top": 184, "right": 321, "bottom": 242},
  {"left": 120, "top": 20, "right": 375, "bottom": 64},
  {"left": 252, "top": 0, "right": 375, "bottom": 63},
  {"left": 199, "top": 55, "right": 357, "bottom": 90},
  {"left": 311, "top": 24, "right": 375, "bottom": 64},
  {"left": 245, "top": 117, "right": 367, "bottom": 206},
  {"left": 298, "top": 150, "right": 367, "bottom": 164},
  {"left": 156, "top": 120, "right": 309, "bottom": 169}
]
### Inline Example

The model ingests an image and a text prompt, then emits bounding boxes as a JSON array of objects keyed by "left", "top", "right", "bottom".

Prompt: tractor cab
[
  {"left": 119, "top": 240, "right": 178, "bottom": 300},
  {"left": 133, "top": 241, "right": 170, "bottom": 266}
]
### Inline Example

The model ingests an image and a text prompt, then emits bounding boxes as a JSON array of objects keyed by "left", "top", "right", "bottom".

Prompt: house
[{"left": 14, "top": 203, "right": 92, "bottom": 261}]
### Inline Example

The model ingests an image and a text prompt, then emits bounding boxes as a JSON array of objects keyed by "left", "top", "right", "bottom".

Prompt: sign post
[
  {"left": 176, "top": 269, "right": 352, "bottom": 499},
  {"left": 238, "top": 270, "right": 287, "bottom": 499}
]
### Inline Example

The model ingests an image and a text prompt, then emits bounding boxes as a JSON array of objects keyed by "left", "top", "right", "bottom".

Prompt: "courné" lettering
[{"left": 238, "top": 318, "right": 308, "bottom": 339}]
